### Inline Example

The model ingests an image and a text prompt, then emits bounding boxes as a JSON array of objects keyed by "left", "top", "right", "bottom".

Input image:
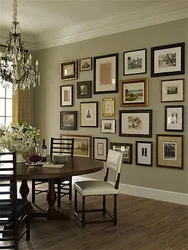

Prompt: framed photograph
[
  {"left": 60, "top": 85, "right": 73, "bottom": 107},
  {"left": 93, "top": 137, "right": 108, "bottom": 161},
  {"left": 156, "top": 134, "right": 183, "bottom": 169},
  {"left": 102, "top": 98, "right": 115, "bottom": 116},
  {"left": 60, "top": 134, "right": 92, "bottom": 158},
  {"left": 101, "top": 119, "right": 116, "bottom": 134},
  {"left": 161, "top": 79, "right": 184, "bottom": 102},
  {"left": 120, "top": 78, "right": 148, "bottom": 107},
  {"left": 77, "top": 81, "right": 92, "bottom": 99},
  {"left": 60, "top": 60, "right": 78, "bottom": 81},
  {"left": 110, "top": 142, "right": 132, "bottom": 164},
  {"left": 60, "top": 111, "right": 77, "bottom": 130},
  {"left": 151, "top": 42, "right": 185, "bottom": 77},
  {"left": 80, "top": 102, "right": 98, "bottom": 127},
  {"left": 119, "top": 110, "right": 152, "bottom": 137},
  {"left": 165, "top": 105, "right": 184, "bottom": 132},
  {"left": 123, "top": 48, "right": 147, "bottom": 75},
  {"left": 94, "top": 53, "right": 118, "bottom": 94},
  {"left": 79, "top": 57, "right": 92, "bottom": 71},
  {"left": 136, "top": 141, "right": 153, "bottom": 166}
]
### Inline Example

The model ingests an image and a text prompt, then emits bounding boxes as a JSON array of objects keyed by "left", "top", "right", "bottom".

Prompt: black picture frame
[
  {"left": 77, "top": 81, "right": 92, "bottom": 99},
  {"left": 80, "top": 101, "right": 98, "bottom": 127},
  {"left": 151, "top": 42, "right": 185, "bottom": 77},
  {"left": 93, "top": 137, "right": 108, "bottom": 161},
  {"left": 60, "top": 111, "right": 77, "bottom": 130},
  {"left": 93, "top": 53, "right": 118, "bottom": 94},
  {"left": 136, "top": 141, "right": 153, "bottom": 166},
  {"left": 60, "top": 60, "right": 78, "bottom": 81},
  {"left": 60, "top": 85, "right": 73, "bottom": 107},
  {"left": 165, "top": 105, "right": 184, "bottom": 132},
  {"left": 110, "top": 142, "right": 132, "bottom": 164}
]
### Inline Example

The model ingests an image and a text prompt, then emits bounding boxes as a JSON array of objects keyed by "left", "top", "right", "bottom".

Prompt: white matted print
[
  {"left": 80, "top": 102, "right": 98, "bottom": 127},
  {"left": 136, "top": 141, "right": 153, "bottom": 166},
  {"left": 60, "top": 85, "right": 73, "bottom": 107},
  {"left": 101, "top": 119, "right": 116, "bottom": 134},
  {"left": 161, "top": 79, "right": 184, "bottom": 102},
  {"left": 93, "top": 137, "right": 108, "bottom": 161},
  {"left": 165, "top": 105, "right": 184, "bottom": 131}
]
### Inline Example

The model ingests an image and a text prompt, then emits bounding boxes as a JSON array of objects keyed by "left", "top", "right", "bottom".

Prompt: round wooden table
[{"left": 17, "top": 156, "right": 104, "bottom": 220}]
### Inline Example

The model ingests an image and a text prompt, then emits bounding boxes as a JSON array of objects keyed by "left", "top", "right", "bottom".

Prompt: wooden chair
[
  {"left": 32, "top": 137, "right": 74, "bottom": 208},
  {"left": 0, "top": 151, "right": 31, "bottom": 250},
  {"left": 74, "top": 149, "right": 123, "bottom": 228}
]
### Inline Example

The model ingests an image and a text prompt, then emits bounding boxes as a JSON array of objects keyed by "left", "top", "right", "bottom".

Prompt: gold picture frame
[{"left": 102, "top": 98, "right": 115, "bottom": 117}]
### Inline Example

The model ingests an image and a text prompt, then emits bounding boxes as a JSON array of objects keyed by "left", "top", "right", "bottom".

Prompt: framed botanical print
[
  {"left": 94, "top": 53, "right": 118, "bottom": 94},
  {"left": 101, "top": 119, "right": 116, "bottom": 134},
  {"left": 93, "top": 137, "right": 108, "bottom": 161},
  {"left": 77, "top": 81, "right": 92, "bottom": 99},
  {"left": 120, "top": 78, "right": 148, "bottom": 107},
  {"left": 136, "top": 141, "right": 153, "bottom": 166},
  {"left": 110, "top": 142, "right": 132, "bottom": 164},
  {"left": 60, "top": 60, "right": 78, "bottom": 81},
  {"left": 102, "top": 98, "right": 115, "bottom": 116},
  {"left": 79, "top": 57, "right": 92, "bottom": 71},
  {"left": 60, "top": 111, "right": 77, "bottom": 130},
  {"left": 80, "top": 102, "right": 98, "bottom": 127},
  {"left": 156, "top": 134, "right": 183, "bottom": 169},
  {"left": 123, "top": 48, "right": 147, "bottom": 75},
  {"left": 165, "top": 105, "right": 184, "bottom": 132},
  {"left": 151, "top": 42, "right": 185, "bottom": 77},
  {"left": 161, "top": 79, "right": 184, "bottom": 102},
  {"left": 60, "top": 85, "right": 73, "bottom": 107}
]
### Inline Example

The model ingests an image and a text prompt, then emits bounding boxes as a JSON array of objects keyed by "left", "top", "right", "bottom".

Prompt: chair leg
[
  {"left": 26, "top": 212, "right": 30, "bottom": 241},
  {"left": 57, "top": 179, "right": 61, "bottom": 208},
  {"left": 69, "top": 177, "right": 72, "bottom": 201},
  {"left": 74, "top": 189, "right": 77, "bottom": 213},
  {"left": 82, "top": 196, "right": 85, "bottom": 229},
  {"left": 114, "top": 195, "right": 117, "bottom": 226},
  {"left": 103, "top": 195, "right": 106, "bottom": 216},
  {"left": 32, "top": 180, "right": 35, "bottom": 204}
]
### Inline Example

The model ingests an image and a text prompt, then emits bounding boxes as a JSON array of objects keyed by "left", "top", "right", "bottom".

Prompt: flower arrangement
[{"left": 0, "top": 122, "right": 40, "bottom": 153}]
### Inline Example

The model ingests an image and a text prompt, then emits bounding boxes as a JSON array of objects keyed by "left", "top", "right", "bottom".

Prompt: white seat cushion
[{"left": 74, "top": 181, "right": 118, "bottom": 196}]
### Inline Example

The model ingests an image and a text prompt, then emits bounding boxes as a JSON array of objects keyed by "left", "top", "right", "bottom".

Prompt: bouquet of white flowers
[{"left": 0, "top": 122, "right": 40, "bottom": 153}]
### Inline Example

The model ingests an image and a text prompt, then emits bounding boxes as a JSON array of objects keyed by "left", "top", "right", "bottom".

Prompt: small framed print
[
  {"left": 79, "top": 57, "right": 92, "bottom": 71},
  {"left": 101, "top": 119, "right": 116, "bottom": 134},
  {"left": 77, "top": 81, "right": 92, "bottom": 99},
  {"left": 60, "top": 60, "right": 78, "bottom": 81},
  {"left": 151, "top": 42, "right": 185, "bottom": 77},
  {"left": 136, "top": 141, "right": 153, "bottom": 166},
  {"left": 60, "top": 111, "right": 77, "bottom": 130},
  {"left": 102, "top": 98, "right": 115, "bottom": 116},
  {"left": 123, "top": 48, "right": 147, "bottom": 75},
  {"left": 93, "top": 137, "right": 108, "bottom": 161},
  {"left": 161, "top": 79, "right": 184, "bottom": 102},
  {"left": 110, "top": 142, "right": 132, "bottom": 164},
  {"left": 156, "top": 134, "right": 183, "bottom": 169},
  {"left": 80, "top": 102, "right": 98, "bottom": 127},
  {"left": 120, "top": 78, "right": 148, "bottom": 107},
  {"left": 165, "top": 105, "right": 184, "bottom": 132},
  {"left": 60, "top": 85, "right": 73, "bottom": 107}
]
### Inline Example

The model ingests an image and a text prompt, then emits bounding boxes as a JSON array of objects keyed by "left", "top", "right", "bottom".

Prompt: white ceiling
[{"left": 0, "top": 0, "right": 187, "bottom": 50}]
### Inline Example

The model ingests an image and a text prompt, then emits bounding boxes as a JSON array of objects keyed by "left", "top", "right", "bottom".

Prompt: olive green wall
[{"left": 33, "top": 19, "right": 188, "bottom": 194}]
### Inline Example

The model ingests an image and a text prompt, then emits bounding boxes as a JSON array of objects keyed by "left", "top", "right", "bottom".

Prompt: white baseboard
[{"left": 72, "top": 177, "right": 188, "bottom": 206}]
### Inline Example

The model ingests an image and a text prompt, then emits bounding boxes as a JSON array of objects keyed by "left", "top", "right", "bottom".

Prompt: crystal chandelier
[{"left": 0, "top": 0, "right": 40, "bottom": 93}]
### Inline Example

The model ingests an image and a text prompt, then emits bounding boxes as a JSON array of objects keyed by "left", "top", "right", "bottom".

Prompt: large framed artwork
[
  {"left": 60, "top": 134, "right": 92, "bottom": 158},
  {"left": 60, "top": 85, "right": 73, "bottom": 107},
  {"left": 60, "top": 60, "right": 78, "bottom": 81},
  {"left": 136, "top": 141, "right": 153, "bottom": 166},
  {"left": 151, "top": 42, "right": 185, "bottom": 77},
  {"left": 80, "top": 102, "right": 98, "bottom": 127},
  {"left": 119, "top": 110, "right": 152, "bottom": 137},
  {"left": 120, "top": 78, "right": 148, "bottom": 107},
  {"left": 60, "top": 111, "right": 77, "bottom": 130},
  {"left": 93, "top": 137, "right": 108, "bottom": 161},
  {"left": 123, "top": 48, "right": 147, "bottom": 75},
  {"left": 156, "top": 134, "right": 183, "bottom": 169},
  {"left": 110, "top": 142, "right": 132, "bottom": 164},
  {"left": 165, "top": 105, "right": 184, "bottom": 132},
  {"left": 161, "top": 79, "right": 184, "bottom": 102},
  {"left": 77, "top": 81, "right": 92, "bottom": 99},
  {"left": 93, "top": 53, "right": 118, "bottom": 94}
]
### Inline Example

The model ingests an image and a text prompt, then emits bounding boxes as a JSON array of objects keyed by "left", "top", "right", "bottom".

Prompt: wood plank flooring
[{"left": 19, "top": 183, "right": 188, "bottom": 250}]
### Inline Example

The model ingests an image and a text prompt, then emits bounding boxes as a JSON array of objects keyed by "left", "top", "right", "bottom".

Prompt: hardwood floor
[{"left": 19, "top": 183, "right": 188, "bottom": 250}]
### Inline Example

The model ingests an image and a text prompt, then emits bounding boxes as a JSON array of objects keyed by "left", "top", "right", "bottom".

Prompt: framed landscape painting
[
  {"left": 60, "top": 111, "right": 77, "bottom": 130},
  {"left": 161, "top": 79, "right": 184, "bottom": 102}
]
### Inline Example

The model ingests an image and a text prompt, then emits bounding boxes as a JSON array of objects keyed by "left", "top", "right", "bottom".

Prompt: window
[{"left": 0, "top": 85, "right": 12, "bottom": 126}]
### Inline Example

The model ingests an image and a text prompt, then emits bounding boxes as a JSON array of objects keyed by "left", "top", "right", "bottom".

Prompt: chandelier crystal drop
[{"left": 0, "top": 0, "right": 40, "bottom": 93}]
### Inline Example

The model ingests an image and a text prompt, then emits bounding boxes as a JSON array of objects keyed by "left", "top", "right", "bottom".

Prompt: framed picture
[
  {"left": 93, "top": 137, "right": 108, "bottom": 161},
  {"left": 119, "top": 110, "right": 152, "bottom": 137},
  {"left": 60, "top": 85, "right": 73, "bottom": 107},
  {"left": 60, "top": 134, "right": 92, "bottom": 158},
  {"left": 156, "top": 134, "right": 183, "bottom": 169},
  {"left": 80, "top": 102, "right": 98, "bottom": 127},
  {"left": 136, "top": 141, "right": 153, "bottom": 166},
  {"left": 102, "top": 98, "right": 115, "bottom": 116},
  {"left": 151, "top": 42, "right": 185, "bottom": 77},
  {"left": 123, "top": 48, "right": 147, "bottom": 75},
  {"left": 60, "top": 111, "right": 77, "bottom": 130},
  {"left": 93, "top": 53, "right": 118, "bottom": 94},
  {"left": 101, "top": 119, "right": 116, "bottom": 134},
  {"left": 110, "top": 142, "right": 132, "bottom": 164},
  {"left": 120, "top": 78, "right": 148, "bottom": 107},
  {"left": 60, "top": 60, "right": 78, "bottom": 81},
  {"left": 165, "top": 105, "right": 184, "bottom": 132},
  {"left": 161, "top": 79, "right": 184, "bottom": 102},
  {"left": 79, "top": 57, "right": 92, "bottom": 71},
  {"left": 77, "top": 81, "right": 92, "bottom": 99}
]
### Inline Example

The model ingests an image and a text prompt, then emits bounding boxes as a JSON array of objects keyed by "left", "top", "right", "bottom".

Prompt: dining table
[{"left": 17, "top": 156, "right": 104, "bottom": 220}]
